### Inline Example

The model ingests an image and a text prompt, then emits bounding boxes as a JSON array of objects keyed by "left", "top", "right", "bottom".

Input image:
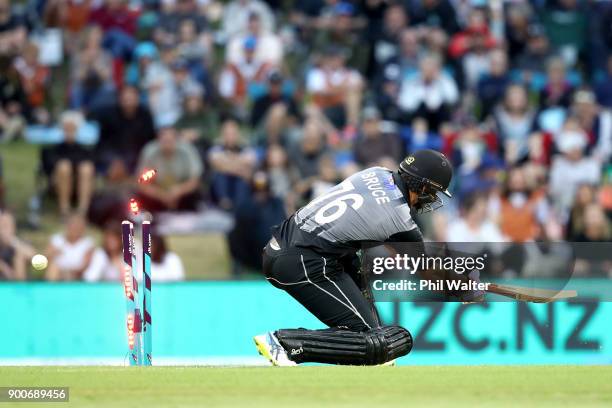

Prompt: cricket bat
[{"left": 487, "top": 283, "right": 577, "bottom": 303}]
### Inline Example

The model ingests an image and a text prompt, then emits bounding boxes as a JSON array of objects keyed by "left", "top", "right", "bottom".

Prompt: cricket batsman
[{"left": 254, "top": 149, "right": 481, "bottom": 366}]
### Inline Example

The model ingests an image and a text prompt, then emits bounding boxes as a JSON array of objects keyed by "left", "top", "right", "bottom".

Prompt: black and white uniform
[{"left": 264, "top": 167, "right": 423, "bottom": 332}]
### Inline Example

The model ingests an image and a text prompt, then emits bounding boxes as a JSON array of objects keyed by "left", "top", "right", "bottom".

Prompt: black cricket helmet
[{"left": 398, "top": 149, "right": 453, "bottom": 213}]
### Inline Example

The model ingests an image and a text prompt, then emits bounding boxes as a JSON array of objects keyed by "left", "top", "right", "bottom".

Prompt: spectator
[
  {"left": 549, "top": 121, "right": 601, "bottom": 217},
  {"left": 567, "top": 184, "right": 598, "bottom": 241},
  {"left": 371, "top": 3, "right": 408, "bottom": 69},
  {"left": 93, "top": 85, "right": 156, "bottom": 177},
  {"left": 448, "top": 8, "right": 497, "bottom": 61},
  {"left": 312, "top": 2, "right": 367, "bottom": 72},
  {"left": 141, "top": 44, "right": 182, "bottom": 127},
  {"left": 48, "top": 111, "right": 95, "bottom": 216},
  {"left": 288, "top": 119, "right": 330, "bottom": 179},
  {"left": 228, "top": 171, "right": 286, "bottom": 270},
  {"left": 221, "top": 0, "right": 275, "bottom": 40},
  {"left": 219, "top": 35, "right": 275, "bottom": 116},
  {"left": 447, "top": 192, "right": 506, "bottom": 242},
  {"left": 493, "top": 84, "right": 535, "bottom": 164},
  {"left": 498, "top": 166, "right": 547, "bottom": 242},
  {"left": 46, "top": 213, "right": 95, "bottom": 281},
  {"left": 514, "top": 24, "right": 554, "bottom": 79},
  {"left": 0, "top": 61, "right": 26, "bottom": 141},
  {"left": 150, "top": 233, "right": 185, "bottom": 281},
  {"left": 13, "top": 42, "right": 50, "bottom": 119},
  {"left": 375, "top": 29, "right": 421, "bottom": 121},
  {"left": 89, "top": 0, "right": 137, "bottom": 60},
  {"left": 306, "top": 46, "right": 363, "bottom": 132},
  {"left": 539, "top": 57, "right": 574, "bottom": 110},
  {"left": 137, "top": 126, "right": 204, "bottom": 212},
  {"left": 574, "top": 203, "right": 611, "bottom": 242},
  {"left": 208, "top": 119, "right": 257, "bottom": 210},
  {"left": 0, "top": 211, "right": 35, "bottom": 280},
  {"left": 69, "top": 26, "right": 115, "bottom": 111},
  {"left": 83, "top": 223, "right": 123, "bottom": 281},
  {"left": 570, "top": 89, "right": 612, "bottom": 163},
  {"left": 226, "top": 12, "right": 283, "bottom": 67},
  {"left": 156, "top": 0, "right": 209, "bottom": 47},
  {"left": 263, "top": 144, "right": 294, "bottom": 201},
  {"left": 250, "top": 70, "right": 299, "bottom": 129},
  {"left": 353, "top": 106, "right": 403, "bottom": 167},
  {"left": 398, "top": 53, "right": 459, "bottom": 131},
  {"left": 542, "top": 0, "right": 587, "bottom": 68},
  {"left": 0, "top": 0, "right": 27, "bottom": 56},
  {"left": 476, "top": 49, "right": 510, "bottom": 119},
  {"left": 175, "top": 84, "right": 217, "bottom": 147}
]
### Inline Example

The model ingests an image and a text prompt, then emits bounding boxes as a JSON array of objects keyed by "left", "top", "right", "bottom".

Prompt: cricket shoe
[{"left": 253, "top": 332, "right": 297, "bottom": 366}]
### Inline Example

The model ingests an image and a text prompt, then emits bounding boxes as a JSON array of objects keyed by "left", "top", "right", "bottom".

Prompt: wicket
[{"left": 121, "top": 219, "right": 153, "bottom": 366}]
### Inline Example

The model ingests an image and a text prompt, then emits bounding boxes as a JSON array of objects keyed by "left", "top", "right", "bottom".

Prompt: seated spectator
[
  {"left": 312, "top": 2, "right": 368, "bottom": 72},
  {"left": 375, "top": 29, "right": 421, "bottom": 121},
  {"left": 83, "top": 222, "right": 123, "bottom": 281},
  {"left": 0, "top": 0, "right": 27, "bottom": 57},
  {"left": 208, "top": 119, "right": 257, "bottom": 210},
  {"left": 449, "top": 8, "right": 498, "bottom": 89},
  {"left": 398, "top": 53, "right": 458, "bottom": 131},
  {"left": 226, "top": 11, "right": 283, "bottom": 67},
  {"left": 263, "top": 144, "right": 295, "bottom": 201},
  {"left": 69, "top": 25, "right": 115, "bottom": 112},
  {"left": 93, "top": 85, "right": 156, "bottom": 177},
  {"left": 142, "top": 45, "right": 183, "bottom": 127},
  {"left": 89, "top": 0, "right": 138, "bottom": 59},
  {"left": 137, "top": 126, "right": 204, "bottom": 212},
  {"left": 0, "top": 211, "right": 35, "bottom": 280},
  {"left": 13, "top": 42, "right": 50, "bottom": 121},
  {"left": 306, "top": 46, "right": 363, "bottom": 133},
  {"left": 549, "top": 122, "right": 601, "bottom": 217},
  {"left": 447, "top": 192, "right": 506, "bottom": 243},
  {"left": 476, "top": 49, "right": 510, "bottom": 119},
  {"left": 219, "top": 36, "right": 275, "bottom": 116},
  {"left": 499, "top": 166, "right": 547, "bottom": 242},
  {"left": 370, "top": 3, "right": 408, "bottom": 69},
  {"left": 250, "top": 70, "right": 299, "bottom": 129},
  {"left": 228, "top": 171, "right": 286, "bottom": 271},
  {"left": 504, "top": 2, "right": 532, "bottom": 60},
  {"left": 150, "top": 233, "right": 185, "bottom": 281},
  {"left": 539, "top": 57, "right": 574, "bottom": 110},
  {"left": 46, "top": 213, "right": 95, "bottom": 281},
  {"left": 493, "top": 84, "right": 536, "bottom": 164},
  {"left": 353, "top": 106, "right": 403, "bottom": 167},
  {"left": 514, "top": 24, "right": 554, "bottom": 82},
  {"left": 570, "top": 89, "right": 612, "bottom": 163},
  {"left": 0, "top": 62, "right": 27, "bottom": 141},
  {"left": 288, "top": 119, "right": 330, "bottom": 179},
  {"left": 541, "top": 0, "right": 586, "bottom": 68},
  {"left": 567, "top": 184, "right": 598, "bottom": 241},
  {"left": 47, "top": 111, "right": 95, "bottom": 216},
  {"left": 175, "top": 19, "right": 213, "bottom": 86},
  {"left": 574, "top": 203, "right": 611, "bottom": 242},
  {"left": 156, "top": 0, "right": 209, "bottom": 48},
  {"left": 221, "top": 0, "right": 275, "bottom": 40},
  {"left": 175, "top": 84, "right": 217, "bottom": 148}
]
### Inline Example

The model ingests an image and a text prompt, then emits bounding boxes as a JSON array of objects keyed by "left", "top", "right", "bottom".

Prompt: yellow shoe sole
[{"left": 253, "top": 335, "right": 276, "bottom": 366}]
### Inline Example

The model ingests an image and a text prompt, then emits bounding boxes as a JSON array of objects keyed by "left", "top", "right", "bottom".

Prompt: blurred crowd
[{"left": 1, "top": 0, "right": 612, "bottom": 281}]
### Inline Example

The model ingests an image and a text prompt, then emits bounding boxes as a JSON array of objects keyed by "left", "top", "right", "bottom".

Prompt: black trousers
[{"left": 263, "top": 243, "right": 379, "bottom": 332}]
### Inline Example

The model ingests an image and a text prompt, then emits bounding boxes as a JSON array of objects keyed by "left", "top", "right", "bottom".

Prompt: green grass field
[{"left": 2, "top": 366, "right": 611, "bottom": 407}]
